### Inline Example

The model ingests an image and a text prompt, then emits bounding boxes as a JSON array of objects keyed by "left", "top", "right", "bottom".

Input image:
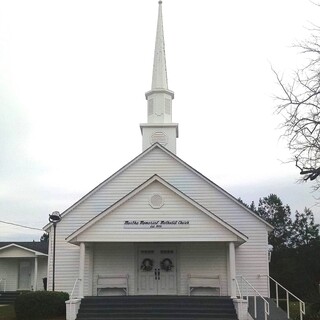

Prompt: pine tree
[
  {"left": 257, "top": 194, "right": 292, "bottom": 251},
  {"left": 291, "top": 208, "right": 320, "bottom": 247}
]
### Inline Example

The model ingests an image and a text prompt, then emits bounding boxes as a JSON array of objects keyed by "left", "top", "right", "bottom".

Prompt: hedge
[{"left": 14, "top": 291, "right": 69, "bottom": 320}]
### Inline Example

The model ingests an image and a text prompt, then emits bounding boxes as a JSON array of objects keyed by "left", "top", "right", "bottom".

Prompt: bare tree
[{"left": 275, "top": 24, "right": 320, "bottom": 188}]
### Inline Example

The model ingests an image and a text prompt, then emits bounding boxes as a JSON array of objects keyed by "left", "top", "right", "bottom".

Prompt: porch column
[
  {"left": 228, "top": 242, "right": 236, "bottom": 298},
  {"left": 33, "top": 256, "right": 38, "bottom": 291},
  {"left": 79, "top": 242, "right": 85, "bottom": 298}
]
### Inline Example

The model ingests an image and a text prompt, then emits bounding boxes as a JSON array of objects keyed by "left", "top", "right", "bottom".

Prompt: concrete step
[
  {"left": 0, "top": 292, "right": 22, "bottom": 305},
  {"left": 76, "top": 296, "right": 238, "bottom": 320}
]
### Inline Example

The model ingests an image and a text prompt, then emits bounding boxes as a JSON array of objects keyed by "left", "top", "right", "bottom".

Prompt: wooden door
[
  {"left": 138, "top": 247, "right": 176, "bottom": 295},
  {"left": 158, "top": 248, "right": 176, "bottom": 295}
]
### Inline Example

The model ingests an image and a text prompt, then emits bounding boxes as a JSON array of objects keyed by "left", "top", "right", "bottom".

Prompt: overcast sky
[{"left": 1, "top": 0, "right": 319, "bottom": 241}]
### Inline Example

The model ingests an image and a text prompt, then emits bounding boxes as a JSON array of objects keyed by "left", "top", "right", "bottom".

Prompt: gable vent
[
  {"left": 150, "top": 131, "right": 168, "bottom": 146},
  {"left": 150, "top": 194, "right": 164, "bottom": 209}
]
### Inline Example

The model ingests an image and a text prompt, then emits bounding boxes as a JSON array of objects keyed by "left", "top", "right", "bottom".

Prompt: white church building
[{"left": 44, "top": 0, "right": 273, "bottom": 314}]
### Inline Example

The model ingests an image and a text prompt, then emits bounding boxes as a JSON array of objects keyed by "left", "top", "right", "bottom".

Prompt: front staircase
[
  {"left": 248, "top": 297, "right": 290, "bottom": 320},
  {"left": 0, "top": 291, "right": 21, "bottom": 304},
  {"left": 76, "top": 296, "right": 238, "bottom": 320}
]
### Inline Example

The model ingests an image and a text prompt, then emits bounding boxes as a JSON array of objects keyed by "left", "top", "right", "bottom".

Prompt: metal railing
[
  {"left": 66, "top": 278, "right": 82, "bottom": 320},
  {"left": 237, "top": 275, "right": 270, "bottom": 320},
  {"left": 70, "top": 278, "right": 82, "bottom": 300},
  {"left": 233, "top": 277, "right": 245, "bottom": 319},
  {"left": 259, "top": 274, "right": 305, "bottom": 320},
  {"left": 0, "top": 278, "right": 6, "bottom": 292},
  {"left": 234, "top": 277, "right": 242, "bottom": 299}
]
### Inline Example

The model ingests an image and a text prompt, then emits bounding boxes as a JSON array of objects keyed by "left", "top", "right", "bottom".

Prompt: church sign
[{"left": 124, "top": 220, "right": 190, "bottom": 229}]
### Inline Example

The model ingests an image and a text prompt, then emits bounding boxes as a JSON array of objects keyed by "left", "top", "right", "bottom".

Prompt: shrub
[
  {"left": 308, "top": 300, "right": 320, "bottom": 315},
  {"left": 304, "top": 301, "right": 320, "bottom": 320},
  {"left": 14, "top": 291, "right": 69, "bottom": 320}
]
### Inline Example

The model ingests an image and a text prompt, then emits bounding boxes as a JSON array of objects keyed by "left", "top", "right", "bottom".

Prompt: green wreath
[
  {"left": 160, "top": 258, "right": 174, "bottom": 271},
  {"left": 141, "top": 258, "right": 153, "bottom": 271}
]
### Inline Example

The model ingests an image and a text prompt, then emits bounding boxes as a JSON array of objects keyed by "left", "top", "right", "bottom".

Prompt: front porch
[{"left": 74, "top": 241, "right": 239, "bottom": 298}]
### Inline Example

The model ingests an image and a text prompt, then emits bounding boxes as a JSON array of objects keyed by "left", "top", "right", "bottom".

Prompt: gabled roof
[
  {"left": 44, "top": 143, "right": 273, "bottom": 231},
  {"left": 66, "top": 174, "right": 248, "bottom": 244},
  {"left": 0, "top": 242, "right": 48, "bottom": 255}
]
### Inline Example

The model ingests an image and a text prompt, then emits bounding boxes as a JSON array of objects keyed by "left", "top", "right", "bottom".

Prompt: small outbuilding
[{"left": 0, "top": 242, "right": 48, "bottom": 292}]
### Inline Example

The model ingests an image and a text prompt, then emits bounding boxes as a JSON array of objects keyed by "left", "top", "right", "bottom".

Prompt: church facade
[{"left": 45, "top": 1, "right": 272, "bottom": 300}]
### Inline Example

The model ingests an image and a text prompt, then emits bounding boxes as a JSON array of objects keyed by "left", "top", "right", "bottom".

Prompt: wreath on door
[
  {"left": 160, "top": 258, "right": 174, "bottom": 271},
  {"left": 141, "top": 258, "right": 153, "bottom": 271}
]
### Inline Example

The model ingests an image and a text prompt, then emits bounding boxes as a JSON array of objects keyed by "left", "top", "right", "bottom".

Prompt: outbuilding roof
[{"left": 0, "top": 242, "right": 48, "bottom": 255}]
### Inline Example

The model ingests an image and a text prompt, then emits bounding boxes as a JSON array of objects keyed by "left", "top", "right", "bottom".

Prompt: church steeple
[
  {"left": 151, "top": 0, "right": 168, "bottom": 90},
  {"left": 140, "top": 1, "right": 179, "bottom": 154}
]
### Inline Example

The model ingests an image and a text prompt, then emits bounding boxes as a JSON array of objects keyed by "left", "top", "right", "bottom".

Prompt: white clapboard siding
[
  {"left": 75, "top": 181, "right": 240, "bottom": 243},
  {"left": 93, "top": 243, "right": 135, "bottom": 295},
  {"left": 0, "top": 247, "right": 36, "bottom": 258},
  {"left": 47, "top": 235, "right": 82, "bottom": 294},
  {"left": 0, "top": 259, "right": 19, "bottom": 291},
  {"left": 180, "top": 242, "right": 227, "bottom": 295},
  {"left": 0, "top": 257, "right": 47, "bottom": 291},
  {"left": 49, "top": 146, "right": 269, "bottom": 296},
  {"left": 28, "top": 257, "right": 48, "bottom": 291},
  {"left": 36, "top": 257, "right": 48, "bottom": 291}
]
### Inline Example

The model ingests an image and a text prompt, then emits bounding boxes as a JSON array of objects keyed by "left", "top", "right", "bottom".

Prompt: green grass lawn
[
  {"left": 277, "top": 300, "right": 305, "bottom": 319},
  {"left": 0, "top": 305, "right": 65, "bottom": 320},
  {"left": 0, "top": 305, "right": 16, "bottom": 320},
  {"left": 276, "top": 299, "right": 319, "bottom": 320},
  {"left": 289, "top": 301, "right": 303, "bottom": 320}
]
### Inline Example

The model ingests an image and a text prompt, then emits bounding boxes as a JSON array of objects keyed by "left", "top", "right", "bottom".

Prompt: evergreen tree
[
  {"left": 40, "top": 232, "right": 49, "bottom": 242},
  {"left": 257, "top": 194, "right": 292, "bottom": 251},
  {"left": 240, "top": 194, "right": 320, "bottom": 300},
  {"left": 237, "top": 198, "right": 257, "bottom": 213},
  {"left": 291, "top": 208, "right": 320, "bottom": 247}
]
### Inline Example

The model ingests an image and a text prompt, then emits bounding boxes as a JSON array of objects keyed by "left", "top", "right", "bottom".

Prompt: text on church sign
[{"left": 124, "top": 220, "right": 190, "bottom": 229}]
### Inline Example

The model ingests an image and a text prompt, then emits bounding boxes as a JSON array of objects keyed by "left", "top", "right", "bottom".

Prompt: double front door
[{"left": 138, "top": 247, "right": 177, "bottom": 295}]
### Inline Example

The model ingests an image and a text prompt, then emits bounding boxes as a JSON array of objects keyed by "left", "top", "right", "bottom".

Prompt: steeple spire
[
  {"left": 140, "top": 1, "right": 179, "bottom": 154},
  {"left": 151, "top": 0, "right": 168, "bottom": 90}
]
